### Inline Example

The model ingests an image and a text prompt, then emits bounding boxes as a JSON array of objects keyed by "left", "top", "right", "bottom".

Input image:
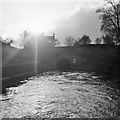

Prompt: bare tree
[
  {"left": 65, "top": 36, "right": 76, "bottom": 46},
  {"left": 96, "top": 0, "right": 120, "bottom": 45}
]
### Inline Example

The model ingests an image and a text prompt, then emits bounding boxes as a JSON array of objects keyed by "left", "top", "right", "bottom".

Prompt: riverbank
[
  {"left": 1, "top": 69, "right": 120, "bottom": 94},
  {"left": 1, "top": 71, "right": 120, "bottom": 118}
]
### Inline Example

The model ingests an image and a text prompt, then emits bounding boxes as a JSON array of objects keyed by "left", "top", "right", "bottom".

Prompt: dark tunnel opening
[{"left": 56, "top": 58, "right": 71, "bottom": 70}]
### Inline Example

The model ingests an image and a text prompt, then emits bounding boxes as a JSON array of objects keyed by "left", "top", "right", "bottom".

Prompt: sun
[
  {"left": 25, "top": 19, "right": 54, "bottom": 34},
  {"left": 2, "top": 2, "right": 69, "bottom": 39},
  {"left": 29, "top": 24, "right": 47, "bottom": 34}
]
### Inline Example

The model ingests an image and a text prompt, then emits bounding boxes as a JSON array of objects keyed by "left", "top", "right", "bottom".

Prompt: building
[{"left": 24, "top": 32, "right": 57, "bottom": 49}]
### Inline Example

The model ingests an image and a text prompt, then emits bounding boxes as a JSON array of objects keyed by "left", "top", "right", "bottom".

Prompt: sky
[{"left": 0, "top": 0, "right": 105, "bottom": 45}]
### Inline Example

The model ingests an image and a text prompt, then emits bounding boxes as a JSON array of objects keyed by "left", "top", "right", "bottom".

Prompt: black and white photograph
[{"left": 0, "top": 0, "right": 120, "bottom": 119}]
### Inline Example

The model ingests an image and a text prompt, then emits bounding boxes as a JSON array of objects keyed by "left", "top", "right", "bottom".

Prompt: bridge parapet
[{"left": 2, "top": 44, "right": 119, "bottom": 79}]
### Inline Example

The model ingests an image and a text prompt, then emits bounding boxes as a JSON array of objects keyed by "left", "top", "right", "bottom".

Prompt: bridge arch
[{"left": 56, "top": 58, "right": 71, "bottom": 70}]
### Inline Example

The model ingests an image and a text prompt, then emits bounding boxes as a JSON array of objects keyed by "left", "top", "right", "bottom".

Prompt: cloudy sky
[{"left": 0, "top": 0, "right": 105, "bottom": 44}]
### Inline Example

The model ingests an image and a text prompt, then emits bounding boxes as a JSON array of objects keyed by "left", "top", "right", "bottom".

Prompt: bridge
[
  {"left": 1, "top": 36, "right": 120, "bottom": 118},
  {"left": 1, "top": 35, "right": 119, "bottom": 91}
]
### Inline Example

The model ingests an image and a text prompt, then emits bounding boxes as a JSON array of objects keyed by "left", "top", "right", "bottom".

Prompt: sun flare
[
  {"left": 27, "top": 21, "right": 54, "bottom": 34},
  {"left": 1, "top": 1, "right": 104, "bottom": 43},
  {"left": 1, "top": 2, "right": 59, "bottom": 39}
]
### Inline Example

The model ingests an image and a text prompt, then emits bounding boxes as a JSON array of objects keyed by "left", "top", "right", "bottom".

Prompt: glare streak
[{"left": 35, "top": 38, "right": 38, "bottom": 75}]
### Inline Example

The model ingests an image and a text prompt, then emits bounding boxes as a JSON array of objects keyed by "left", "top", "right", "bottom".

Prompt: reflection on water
[{"left": 0, "top": 71, "right": 120, "bottom": 118}]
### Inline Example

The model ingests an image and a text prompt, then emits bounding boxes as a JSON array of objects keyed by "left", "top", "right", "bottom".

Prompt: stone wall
[{"left": 2, "top": 42, "right": 119, "bottom": 79}]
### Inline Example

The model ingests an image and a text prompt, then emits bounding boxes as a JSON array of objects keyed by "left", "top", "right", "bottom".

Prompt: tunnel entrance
[{"left": 56, "top": 59, "right": 71, "bottom": 70}]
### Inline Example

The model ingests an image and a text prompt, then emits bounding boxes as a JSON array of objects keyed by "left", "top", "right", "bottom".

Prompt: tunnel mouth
[{"left": 56, "top": 59, "right": 71, "bottom": 70}]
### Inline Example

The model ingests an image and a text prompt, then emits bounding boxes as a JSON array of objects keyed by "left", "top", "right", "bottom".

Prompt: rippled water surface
[{"left": 0, "top": 71, "right": 120, "bottom": 118}]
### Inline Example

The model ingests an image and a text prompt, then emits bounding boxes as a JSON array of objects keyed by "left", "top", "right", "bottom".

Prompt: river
[{"left": 0, "top": 71, "right": 120, "bottom": 118}]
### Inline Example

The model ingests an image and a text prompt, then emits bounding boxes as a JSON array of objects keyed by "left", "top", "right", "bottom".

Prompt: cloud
[
  {"left": 50, "top": 3, "right": 101, "bottom": 44},
  {"left": 1, "top": 2, "right": 102, "bottom": 45},
  {"left": 0, "top": 0, "right": 104, "bottom": 3},
  {"left": 54, "top": 1, "right": 104, "bottom": 22}
]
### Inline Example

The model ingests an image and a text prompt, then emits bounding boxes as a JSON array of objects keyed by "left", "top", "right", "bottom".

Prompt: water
[{"left": 0, "top": 71, "right": 120, "bottom": 118}]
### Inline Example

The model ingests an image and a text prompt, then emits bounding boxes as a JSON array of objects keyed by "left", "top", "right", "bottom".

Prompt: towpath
[{"left": 0, "top": 71, "right": 120, "bottom": 118}]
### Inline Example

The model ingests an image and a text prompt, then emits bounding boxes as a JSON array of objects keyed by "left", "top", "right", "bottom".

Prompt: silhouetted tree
[
  {"left": 95, "top": 37, "right": 102, "bottom": 44},
  {"left": 79, "top": 34, "right": 91, "bottom": 45},
  {"left": 80, "top": 34, "right": 91, "bottom": 44},
  {"left": 73, "top": 37, "right": 81, "bottom": 46},
  {"left": 96, "top": 0, "right": 120, "bottom": 45},
  {"left": 74, "top": 35, "right": 91, "bottom": 46},
  {"left": 65, "top": 36, "right": 76, "bottom": 46},
  {"left": 102, "top": 34, "right": 115, "bottom": 45}
]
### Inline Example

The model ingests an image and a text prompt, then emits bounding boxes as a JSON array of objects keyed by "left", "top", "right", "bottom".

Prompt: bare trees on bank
[
  {"left": 96, "top": 0, "right": 120, "bottom": 45},
  {"left": 65, "top": 0, "right": 120, "bottom": 46}
]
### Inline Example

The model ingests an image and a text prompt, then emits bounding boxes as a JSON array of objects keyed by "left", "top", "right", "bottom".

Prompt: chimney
[
  {"left": 24, "top": 30, "right": 27, "bottom": 38},
  {"left": 53, "top": 33, "right": 55, "bottom": 39}
]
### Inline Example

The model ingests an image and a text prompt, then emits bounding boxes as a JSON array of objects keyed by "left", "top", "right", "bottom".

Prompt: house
[{"left": 23, "top": 32, "right": 57, "bottom": 49}]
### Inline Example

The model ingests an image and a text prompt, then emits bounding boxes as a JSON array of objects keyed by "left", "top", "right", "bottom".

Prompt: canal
[{"left": 0, "top": 71, "right": 120, "bottom": 118}]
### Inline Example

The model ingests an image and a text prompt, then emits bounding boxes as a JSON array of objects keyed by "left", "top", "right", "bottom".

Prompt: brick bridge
[
  {"left": 2, "top": 43, "right": 118, "bottom": 77},
  {"left": 1, "top": 36, "right": 119, "bottom": 90}
]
